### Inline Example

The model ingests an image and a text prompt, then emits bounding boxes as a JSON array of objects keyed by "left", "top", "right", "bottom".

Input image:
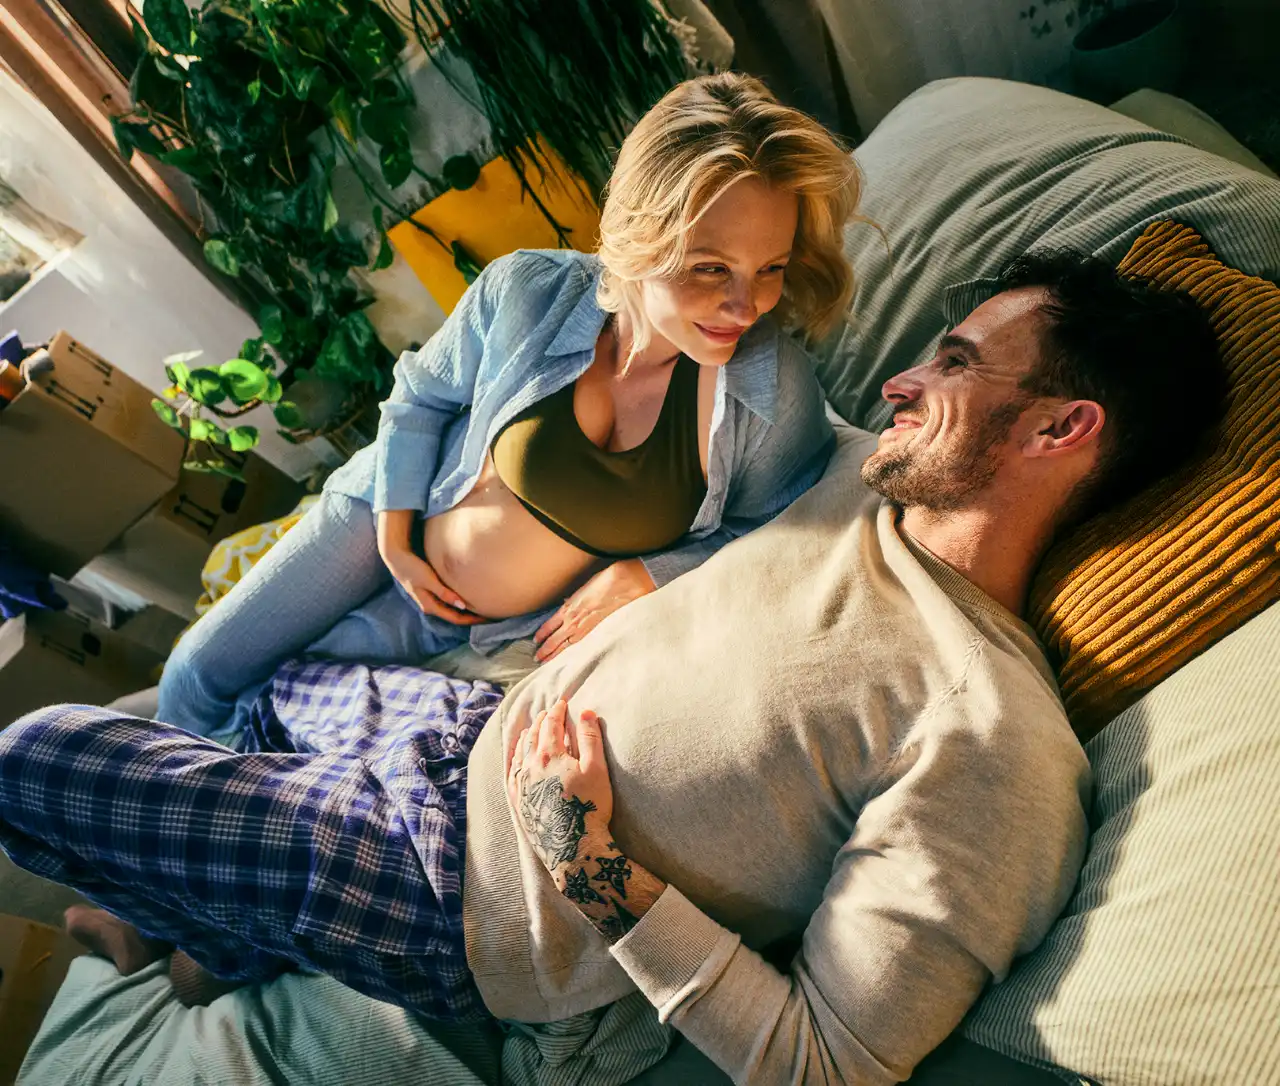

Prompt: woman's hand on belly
[
  {"left": 381, "top": 545, "right": 485, "bottom": 625},
  {"left": 534, "top": 559, "right": 656, "bottom": 661}
]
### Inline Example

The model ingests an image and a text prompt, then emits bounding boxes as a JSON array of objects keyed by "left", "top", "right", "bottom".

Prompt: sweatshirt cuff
[{"left": 610, "top": 886, "right": 740, "bottom": 1018}]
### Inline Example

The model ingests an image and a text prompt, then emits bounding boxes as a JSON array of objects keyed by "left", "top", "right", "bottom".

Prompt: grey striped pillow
[{"left": 962, "top": 601, "right": 1280, "bottom": 1085}]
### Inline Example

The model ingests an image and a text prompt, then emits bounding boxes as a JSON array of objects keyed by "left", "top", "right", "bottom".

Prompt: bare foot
[
  {"left": 64, "top": 905, "right": 172, "bottom": 976},
  {"left": 168, "top": 950, "right": 247, "bottom": 1007}
]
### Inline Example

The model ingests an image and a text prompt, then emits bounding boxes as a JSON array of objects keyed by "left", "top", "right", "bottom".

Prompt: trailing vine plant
[
  {"left": 118, "top": 0, "right": 447, "bottom": 469},
  {"left": 402, "top": 1, "right": 691, "bottom": 201},
  {"left": 116, "top": 0, "right": 692, "bottom": 473}
]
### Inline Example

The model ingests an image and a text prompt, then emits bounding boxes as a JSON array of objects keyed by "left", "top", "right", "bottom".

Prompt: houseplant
[
  {"left": 118, "top": 0, "right": 692, "bottom": 463},
  {"left": 116, "top": 0, "right": 447, "bottom": 440},
  {"left": 1070, "top": 0, "right": 1187, "bottom": 100},
  {"left": 1019, "top": 0, "right": 1114, "bottom": 40},
  {"left": 150, "top": 349, "right": 278, "bottom": 478}
]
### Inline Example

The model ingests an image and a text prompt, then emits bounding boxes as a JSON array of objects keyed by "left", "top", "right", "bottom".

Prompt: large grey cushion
[
  {"left": 962, "top": 600, "right": 1280, "bottom": 1084},
  {"left": 818, "top": 76, "right": 1280, "bottom": 430}
]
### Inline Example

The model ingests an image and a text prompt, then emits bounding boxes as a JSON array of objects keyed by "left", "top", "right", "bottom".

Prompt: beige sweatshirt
[{"left": 462, "top": 427, "right": 1091, "bottom": 1084}]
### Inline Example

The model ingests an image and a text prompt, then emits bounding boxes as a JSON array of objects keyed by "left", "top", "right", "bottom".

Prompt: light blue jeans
[{"left": 156, "top": 492, "right": 473, "bottom": 742}]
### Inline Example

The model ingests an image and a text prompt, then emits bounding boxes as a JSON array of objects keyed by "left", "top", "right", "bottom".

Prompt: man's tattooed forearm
[
  {"left": 600, "top": 897, "right": 640, "bottom": 940},
  {"left": 517, "top": 775, "right": 596, "bottom": 866},
  {"left": 562, "top": 866, "right": 608, "bottom": 905},
  {"left": 557, "top": 845, "right": 656, "bottom": 943},
  {"left": 591, "top": 853, "right": 632, "bottom": 898}
]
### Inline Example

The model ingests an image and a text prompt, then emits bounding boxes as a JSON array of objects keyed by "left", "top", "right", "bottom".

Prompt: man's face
[{"left": 861, "top": 288, "right": 1050, "bottom": 510}]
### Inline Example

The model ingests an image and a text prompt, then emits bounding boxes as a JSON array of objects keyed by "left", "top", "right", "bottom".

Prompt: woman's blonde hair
[{"left": 596, "top": 72, "right": 861, "bottom": 357}]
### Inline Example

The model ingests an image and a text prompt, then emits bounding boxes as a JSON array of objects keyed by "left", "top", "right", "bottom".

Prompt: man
[{"left": 0, "top": 251, "right": 1224, "bottom": 1084}]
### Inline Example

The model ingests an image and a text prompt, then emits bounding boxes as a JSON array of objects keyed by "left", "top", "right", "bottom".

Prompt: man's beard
[{"left": 861, "top": 400, "right": 1027, "bottom": 512}]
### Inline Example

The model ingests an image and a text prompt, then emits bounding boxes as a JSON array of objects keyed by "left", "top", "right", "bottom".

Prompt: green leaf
[
  {"left": 110, "top": 118, "right": 166, "bottom": 161},
  {"left": 129, "top": 54, "right": 178, "bottom": 120},
  {"left": 247, "top": 78, "right": 262, "bottom": 104},
  {"left": 158, "top": 146, "right": 213, "bottom": 177},
  {"left": 154, "top": 54, "right": 186, "bottom": 82},
  {"left": 322, "top": 188, "right": 339, "bottom": 234},
  {"left": 451, "top": 240, "right": 485, "bottom": 285},
  {"left": 239, "top": 337, "right": 266, "bottom": 364},
  {"left": 205, "top": 425, "right": 229, "bottom": 445},
  {"left": 370, "top": 77, "right": 403, "bottom": 104},
  {"left": 203, "top": 239, "right": 240, "bottom": 277},
  {"left": 150, "top": 398, "right": 183, "bottom": 430},
  {"left": 141, "top": 0, "right": 192, "bottom": 55},
  {"left": 379, "top": 144, "right": 412, "bottom": 188},
  {"left": 262, "top": 373, "right": 283, "bottom": 403},
  {"left": 188, "top": 417, "right": 215, "bottom": 442},
  {"left": 360, "top": 103, "right": 405, "bottom": 146},
  {"left": 182, "top": 459, "right": 215, "bottom": 473},
  {"left": 328, "top": 87, "right": 357, "bottom": 146},
  {"left": 129, "top": 15, "right": 152, "bottom": 56},
  {"left": 186, "top": 367, "right": 227, "bottom": 406},
  {"left": 259, "top": 305, "right": 285, "bottom": 346},
  {"left": 442, "top": 154, "right": 480, "bottom": 191},
  {"left": 342, "top": 310, "right": 379, "bottom": 356},
  {"left": 164, "top": 360, "right": 192, "bottom": 388},
  {"left": 372, "top": 233, "right": 394, "bottom": 271},
  {"left": 273, "top": 401, "right": 305, "bottom": 429},
  {"left": 293, "top": 67, "right": 320, "bottom": 102},
  {"left": 304, "top": 70, "right": 331, "bottom": 106},
  {"left": 220, "top": 358, "right": 270, "bottom": 403},
  {"left": 227, "top": 425, "right": 260, "bottom": 452}
]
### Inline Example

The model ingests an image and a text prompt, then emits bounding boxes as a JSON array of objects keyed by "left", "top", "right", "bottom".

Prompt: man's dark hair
[{"left": 993, "top": 248, "right": 1227, "bottom": 524}]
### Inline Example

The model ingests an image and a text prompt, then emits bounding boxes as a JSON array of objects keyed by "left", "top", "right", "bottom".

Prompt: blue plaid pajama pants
[{"left": 0, "top": 660, "right": 504, "bottom": 1021}]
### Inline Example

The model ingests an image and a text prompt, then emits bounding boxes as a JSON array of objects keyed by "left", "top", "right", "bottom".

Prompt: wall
[
  {"left": 0, "top": 68, "right": 329, "bottom": 478},
  {"left": 0, "top": 65, "right": 454, "bottom": 480}
]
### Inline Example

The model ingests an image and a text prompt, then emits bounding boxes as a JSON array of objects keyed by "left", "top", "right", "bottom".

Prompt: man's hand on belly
[{"left": 508, "top": 698, "right": 666, "bottom": 943}]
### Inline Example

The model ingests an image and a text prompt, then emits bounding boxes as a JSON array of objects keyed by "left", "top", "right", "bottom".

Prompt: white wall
[{"left": 0, "top": 68, "right": 376, "bottom": 479}]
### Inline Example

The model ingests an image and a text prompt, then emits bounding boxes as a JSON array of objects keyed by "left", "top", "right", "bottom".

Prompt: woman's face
[{"left": 639, "top": 177, "right": 799, "bottom": 368}]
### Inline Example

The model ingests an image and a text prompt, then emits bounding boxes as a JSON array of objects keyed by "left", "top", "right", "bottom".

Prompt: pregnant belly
[{"left": 423, "top": 456, "right": 604, "bottom": 620}]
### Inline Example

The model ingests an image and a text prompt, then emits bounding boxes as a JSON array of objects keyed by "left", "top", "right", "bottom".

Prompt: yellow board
[{"left": 390, "top": 147, "right": 600, "bottom": 314}]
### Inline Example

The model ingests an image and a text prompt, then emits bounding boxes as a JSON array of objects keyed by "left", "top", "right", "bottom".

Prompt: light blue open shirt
[{"left": 326, "top": 248, "right": 835, "bottom": 652}]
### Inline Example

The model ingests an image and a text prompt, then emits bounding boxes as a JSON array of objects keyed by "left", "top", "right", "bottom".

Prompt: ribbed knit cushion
[
  {"left": 963, "top": 599, "right": 1280, "bottom": 1085},
  {"left": 1028, "top": 221, "right": 1280, "bottom": 740}
]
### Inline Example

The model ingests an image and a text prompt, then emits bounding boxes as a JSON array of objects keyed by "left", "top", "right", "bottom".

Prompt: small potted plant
[
  {"left": 150, "top": 349, "right": 286, "bottom": 478},
  {"left": 1070, "top": 0, "right": 1188, "bottom": 101}
]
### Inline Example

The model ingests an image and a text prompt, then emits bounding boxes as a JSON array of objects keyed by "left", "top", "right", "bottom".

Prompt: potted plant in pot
[
  {"left": 1070, "top": 0, "right": 1187, "bottom": 101},
  {"left": 116, "top": 0, "right": 431, "bottom": 452},
  {"left": 150, "top": 349, "right": 282, "bottom": 477}
]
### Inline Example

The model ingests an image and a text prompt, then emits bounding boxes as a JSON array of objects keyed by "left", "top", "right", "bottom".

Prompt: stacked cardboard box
[
  {"left": 0, "top": 914, "right": 85, "bottom": 1084},
  {"left": 0, "top": 607, "right": 166, "bottom": 720},
  {"left": 0, "top": 332, "right": 304, "bottom": 719},
  {"left": 0, "top": 332, "right": 184, "bottom": 578},
  {"left": 89, "top": 447, "right": 305, "bottom": 618}
]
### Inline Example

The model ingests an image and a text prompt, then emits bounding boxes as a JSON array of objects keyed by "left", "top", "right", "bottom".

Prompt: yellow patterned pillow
[
  {"left": 195, "top": 495, "right": 320, "bottom": 616},
  {"left": 1029, "top": 221, "right": 1280, "bottom": 741}
]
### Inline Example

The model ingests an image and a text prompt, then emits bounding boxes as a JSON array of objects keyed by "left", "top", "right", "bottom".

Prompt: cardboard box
[
  {"left": 0, "top": 333, "right": 183, "bottom": 579},
  {"left": 0, "top": 914, "right": 85, "bottom": 1085},
  {"left": 88, "top": 451, "right": 306, "bottom": 618},
  {"left": 0, "top": 608, "right": 165, "bottom": 722}
]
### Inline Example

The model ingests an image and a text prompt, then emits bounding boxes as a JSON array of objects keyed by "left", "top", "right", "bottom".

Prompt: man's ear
[{"left": 1025, "top": 400, "right": 1105, "bottom": 457}]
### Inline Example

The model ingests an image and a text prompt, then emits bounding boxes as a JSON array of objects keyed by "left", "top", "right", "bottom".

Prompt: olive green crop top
[{"left": 491, "top": 354, "right": 707, "bottom": 558}]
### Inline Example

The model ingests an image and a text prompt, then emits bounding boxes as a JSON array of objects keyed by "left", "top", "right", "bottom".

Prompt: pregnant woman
[{"left": 158, "top": 71, "right": 861, "bottom": 739}]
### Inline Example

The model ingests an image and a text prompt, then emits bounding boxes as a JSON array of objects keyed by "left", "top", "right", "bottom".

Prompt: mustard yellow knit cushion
[{"left": 1029, "top": 221, "right": 1280, "bottom": 741}]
